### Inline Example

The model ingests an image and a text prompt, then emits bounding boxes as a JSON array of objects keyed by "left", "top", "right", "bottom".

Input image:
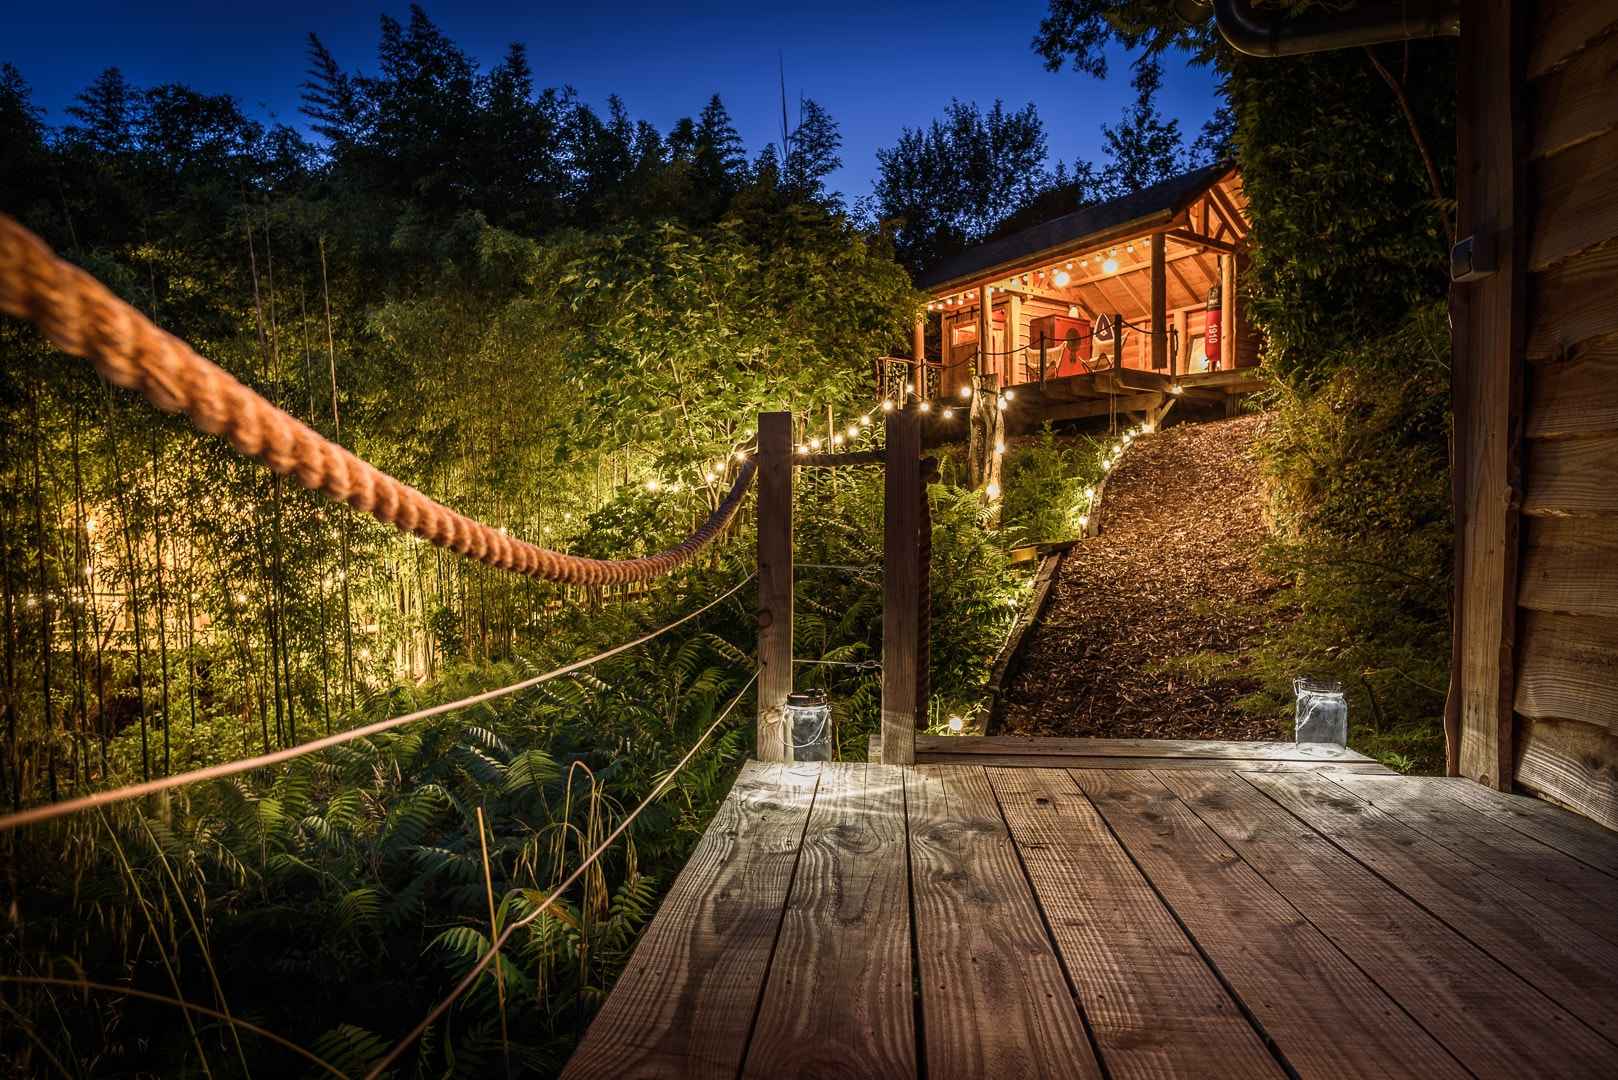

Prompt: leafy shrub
[{"left": 1000, "top": 425, "right": 1104, "bottom": 546}]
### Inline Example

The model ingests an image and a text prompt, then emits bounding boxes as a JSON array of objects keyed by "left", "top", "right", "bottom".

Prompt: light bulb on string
[
  {"left": 942, "top": 407, "right": 955, "bottom": 419},
  {"left": 948, "top": 715, "right": 965, "bottom": 733},
  {"left": 986, "top": 481, "right": 1001, "bottom": 499},
  {"left": 919, "top": 401, "right": 932, "bottom": 413},
  {"left": 1004, "top": 389, "right": 1016, "bottom": 401},
  {"left": 959, "top": 385, "right": 972, "bottom": 400},
  {"left": 832, "top": 434, "right": 845, "bottom": 447},
  {"left": 859, "top": 415, "right": 871, "bottom": 427},
  {"left": 847, "top": 425, "right": 859, "bottom": 439},
  {"left": 645, "top": 479, "right": 659, "bottom": 492},
  {"left": 809, "top": 437, "right": 822, "bottom": 450},
  {"left": 1103, "top": 257, "right": 1119, "bottom": 274},
  {"left": 995, "top": 439, "right": 1005, "bottom": 454},
  {"left": 882, "top": 399, "right": 895, "bottom": 412},
  {"left": 1053, "top": 269, "right": 1071, "bottom": 287}
]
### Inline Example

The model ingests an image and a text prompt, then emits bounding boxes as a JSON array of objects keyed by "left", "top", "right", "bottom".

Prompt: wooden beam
[
  {"left": 1451, "top": 0, "right": 1527, "bottom": 789},
  {"left": 1207, "top": 182, "right": 1249, "bottom": 238},
  {"left": 1165, "top": 228, "right": 1240, "bottom": 255},
  {"left": 756, "top": 411, "right": 794, "bottom": 762},
  {"left": 882, "top": 404, "right": 922, "bottom": 765},
  {"left": 1150, "top": 233, "right": 1168, "bottom": 371}
]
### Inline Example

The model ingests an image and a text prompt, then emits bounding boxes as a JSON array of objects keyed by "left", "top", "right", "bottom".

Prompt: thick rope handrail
[
  {"left": 363, "top": 667, "right": 761, "bottom": 1080},
  {"left": 0, "top": 573, "right": 755, "bottom": 833},
  {"left": 0, "top": 212, "right": 751, "bottom": 587}
]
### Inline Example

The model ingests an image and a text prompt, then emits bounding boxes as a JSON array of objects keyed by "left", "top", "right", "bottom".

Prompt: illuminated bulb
[
  {"left": 959, "top": 385, "right": 972, "bottom": 400},
  {"left": 1065, "top": 261, "right": 1074, "bottom": 269},
  {"left": 948, "top": 715, "right": 965, "bottom": 733},
  {"left": 1109, "top": 247, "right": 1117, "bottom": 256},
  {"left": 1103, "top": 257, "right": 1119, "bottom": 274},
  {"left": 882, "top": 399, "right": 896, "bottom": 412},
  {"left": 796, "top": 444, "right": 808, "bottom": 454},
  {"left": 1127, "top": 243, "right": 1135, "bottom": 253},
  {"left": 859, "top": 415, "right": 871, "bottom": 427},
  {"left": 645, "top": 479, "right": 659, "bottom": 492},
  {"left": 847, "top": 425, "right": 859, "bottom": 438},
  {"left": 1068, "top": 305, "right": 1079, "bottom": 317},
  {"left": 706, "top": 470, "right": 719, "bottom": 481},
  {"left": 234, "top": 592, "right": 248, "bottom": 605},
  {"left": 497, "top": 526, "right": 508, "bottom": 535},
  {"left": 809, "top": 437, "right": 822, "bottom": 450},
  {"left": 904, "top": 381, "right": 914, "bottom": 394},
  {"left": 833, "top": 434, "right": 845, "bottom": 447},
  {"left": 1078, "top": 514, "right": 1089, "bottom": 527},
  {"left": 1085, "top": 486, "right": 1095, "bottom": 499},
  {"left": 942, "top": 407, "right": 954, "bottom": 419},
  {"left": 1004, "top": 389, "right": 1016, "bottom": 401},
  {"left": 1079, "top": 258, "right": 1088, "bottom": 267},
  {"left": 919, "top": 401, "right": 932, "bottom": 413},
  {"left": 734, "top": 450, "right": 748, "bottom": 461},
  {"left": 1053, "top": 270, "right": 1071, "bottom": 287},
  {"left": 995, "top": 439, "right": 1006, "bottom": 454},
  {"left": 996, "top": 396, "right": 1007, "bottom": 411},
  {"left": 986, "top": 481, "right": 1001, "bottom": 499}
]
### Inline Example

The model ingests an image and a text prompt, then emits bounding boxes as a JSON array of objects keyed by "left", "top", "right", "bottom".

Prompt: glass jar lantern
[{"left": 785, "top": 689, "right": 831, "bottom": 762}]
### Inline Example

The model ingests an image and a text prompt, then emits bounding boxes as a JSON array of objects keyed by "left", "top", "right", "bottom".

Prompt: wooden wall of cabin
[
  {"left": 1511, "top": 1, "right": 1618, "bottom": 828},
  {"left": 1454, "top": 0, "right": 1618, "bottom": 829}
]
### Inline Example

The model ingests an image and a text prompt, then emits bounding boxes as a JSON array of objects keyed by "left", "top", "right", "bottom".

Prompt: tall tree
[
  {"left": 1093, "top": 58, "right": 1188, "bottom": 199},
  {"left": 782, "top": 98, "right": 842, "bottom": 205},
  {"left": 872, "top": 99, "right": 1050, "bottom": 272}
]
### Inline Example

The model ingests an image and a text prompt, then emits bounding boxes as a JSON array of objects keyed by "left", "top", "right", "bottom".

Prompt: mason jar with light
[{"left": 785, "top": 689, "right": 832, "bottom": 762}]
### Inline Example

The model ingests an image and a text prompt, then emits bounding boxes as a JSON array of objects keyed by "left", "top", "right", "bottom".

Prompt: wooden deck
[{"left": 562, "top": 739, "right": 1618, "bottom": 1079}]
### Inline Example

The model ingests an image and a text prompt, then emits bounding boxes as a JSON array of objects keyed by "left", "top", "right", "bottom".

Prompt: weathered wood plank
[
  {"left": 1245, "top": 771, "right": 1618, "bottom": 1043},
  {"left": 1436, "top": 765, "right": 1618, "bottom": 873},
  {"left": 1071, "top": 769, "right": 1468, "bottom": 1078},
  {"left": 1525, "top": 333, "right": 1618, "bottom": 438},
  {"left": 1453, "top": 0, "right": 1528, "bottom": 789},
  {"left": 1531, "top": 125, "right": 1618, "bottom": 271},
  {"left": 1532, "top": 23, "right": 1618, "bottom": 160},
  {"left": 1528, "top": 238, "right": 1618, "bottom": 358},
  {"left": 905, "top": 765, "right": 1102, "bottom": 1079},
  {"left": 915, "top": 751, "right": 1393, "bottom": 773},
  {"left": 1516, "top": 714, "right": 1618, "bottom": 832},
  {"left": 987, "top": 768, "right": 1282, "bottom": 1080},
  {"left": 1522, "top": 433, "right": 1618, "bottom": 516},
  {"left": 1162, "top": 770, "right": 1618, "bottom": 1078},
  {"left": 1514, "top": 608, "right": 1618, "bottom": 729},
  {"left": 986, "top": 549, "right": 1065, "bottom": 732},
  {"left": 1327, "top": 771, "right": 1618, "bottom": 947},
  {"left": 561, "top": 762, "right": 819, "bottom": 1080},
  {"left": 1527, "top": 0, "right": 1618, "bottom": 80},
  {"left": 1518, "top": 517, "right": 1618, "bottom": 617},
  {"left": 742, "top": 762, "right": 913, "bottom": 1080},
  {"left": 914, "top": 735, "right": 1374, "bottom": 763}
]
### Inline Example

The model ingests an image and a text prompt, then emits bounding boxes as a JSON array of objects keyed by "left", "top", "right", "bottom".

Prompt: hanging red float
[{"left": 1204, "top": 281, "right": 1223, "bottom": 370}]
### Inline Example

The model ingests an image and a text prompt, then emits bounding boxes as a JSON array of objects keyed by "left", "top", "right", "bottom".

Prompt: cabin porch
[{"left": 562, "top": 737, "right": 1618, "bottom": 1079}]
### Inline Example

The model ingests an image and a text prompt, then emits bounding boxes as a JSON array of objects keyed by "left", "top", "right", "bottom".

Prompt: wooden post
[
  {"left": 756, "top": 411, "right": 793, "bottom": 762},
  {"left": 912, "top": 312, "right": 926, "bottom": 397},
  {"left": 1113, "top": 312, "right": 1124, "bottom": 370},
  {"left": 1220, "top": 252, "right": 1236, "bottom": 372},
  {"left": 1039, "top": 332, "right": 1048, "bottom": 387},
  {"left": 883, "top": 404, "right": 922, "bottom": 766},
  {"left": 1172, "top": 309, "right": 1188, "bottom": 376},
  {"left": 1007, "top": 289, "right": 1022, "bottom": 385},
  {"left": 977, "top": 283, "right": 994, "bottom": 383},
  {"left": 1150, "top": 233, "right": 1168, "bottom": 371},
  {"left": 1451, "top": 0, "right": 1526, "bottom": 789}
]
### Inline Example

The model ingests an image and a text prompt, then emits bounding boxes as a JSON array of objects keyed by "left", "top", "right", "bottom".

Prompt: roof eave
[{"left": 919, "top": 206, "right": 1180, "bottom": 296}]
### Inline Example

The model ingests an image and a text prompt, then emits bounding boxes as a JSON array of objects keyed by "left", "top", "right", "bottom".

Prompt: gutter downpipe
[{"left": 1209, "top": 0, "right": 1460, "bottom": 57}]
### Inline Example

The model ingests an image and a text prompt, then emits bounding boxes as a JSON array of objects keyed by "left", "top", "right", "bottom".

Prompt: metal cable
[
  {"left": 0, "top": 573, "right": 755, "bottom": 833},
  {"left": 0, "top": 212, "right": 752, "bottom": 587}
]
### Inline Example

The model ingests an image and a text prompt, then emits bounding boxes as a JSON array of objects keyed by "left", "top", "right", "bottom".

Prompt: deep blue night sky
[{"left": 5, "top": 1, "right": 1220, "bottom": 202}]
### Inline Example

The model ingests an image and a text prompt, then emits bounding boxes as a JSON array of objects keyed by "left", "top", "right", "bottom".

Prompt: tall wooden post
[
  {"left": 756, "top": 411, "right": 793, "bottom": 761},
  {"left": 1007, "top": 289, "right": 1022, "bottom": 384},
  {"left": 1112, "top": 312, "right": 1125, "bottom": 370},
  {"left": 912, "top": 312, "right": 927, "bottom": 397},
  {"left": 1220, "top": 253, "right": 1236, "bottom": 371},
  {"left": 883, "top": 404, "right": 922, "bottom": 765},
  {"left": 1150, "top": 233, "right": 1168, "bottom": 371},
  {"left": 977, "top": 283, "right": 994, "bottom": 382}
]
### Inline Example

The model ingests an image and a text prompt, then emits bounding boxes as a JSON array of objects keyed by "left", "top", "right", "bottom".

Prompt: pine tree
[{"left": 783, "top": 98, "right": 841, "bottom": 205}]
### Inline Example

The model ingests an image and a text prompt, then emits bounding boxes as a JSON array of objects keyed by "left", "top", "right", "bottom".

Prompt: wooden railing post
[
  {"left": 882, "top": 403, "right": 922, "bottom": 765},
  {"left": 757, "top": 411, "right": 793, "bottom": 761}
]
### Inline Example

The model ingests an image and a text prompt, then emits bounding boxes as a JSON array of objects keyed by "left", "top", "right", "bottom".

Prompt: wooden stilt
[
  {"left": 882, "top": 404, "right": 922, "bottom": 766},
  {"left": 757, "top": 411, "right": 793, "bottom": 761}
]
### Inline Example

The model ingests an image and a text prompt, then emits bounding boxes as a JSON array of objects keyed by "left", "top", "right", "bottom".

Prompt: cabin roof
[{"left": 916, "top": 162, "right": 1235, "bottom": 292}]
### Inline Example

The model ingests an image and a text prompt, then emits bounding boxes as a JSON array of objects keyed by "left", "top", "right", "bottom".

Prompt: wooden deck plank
[
  {"left": 986, "top": 767, "right": 1282, "bottom": 1080},
  {"left": 1328, "top": 772, "right": 1618, "bottom": 946},
  {"left": 1071, "top": 769, "right": 1470, "bottom": 1079},
  {"left": 916, "top": 735, "right": 1374, "bottom": 763},
  {"left": 905, "top": 764, "right": 1103, "bottom": 1080},
  {"left": 1162, "top": 770, "right": 1618, "bottom": 1078},
  {"left": 1438, "top": 775, "right": 1618, "bottom": 877},
  {"left": 741, "top": 762, "right": 914, "bottom": 1080},
  {"left": 561, "top": 762, "right": 820, "bottom": 1080},
  {"left": 915, "top": 751, "right": 1392, "bottom": 773},
  {"left": 1246, "top": 772, "right": 1618, "bottom": 1045}
]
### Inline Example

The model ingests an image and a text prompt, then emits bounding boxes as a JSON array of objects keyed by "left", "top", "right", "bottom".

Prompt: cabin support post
[
  {"left": 1220, "top": 253, "right": 1236, "bottom": 371},
  {"left": 756, "top": 411, "right": 793, "bottom": 762},
  {"left": 882, "top": 403, "right": 922, "bottom": 765},
  {"left": 1112, "top": 313, "right": 1124, "bottom": 371},
  {"left": 1172, "top": 309, "right": 1188, "bottom": 377},
  {"left": 1007, "top": 289, "right": 1023, "bottom": 384},
  {"left": 912, "top": 313, "right": 926, "bottom": 396},
  {"left": 976, "top": 283, "right": 994, "bottom": 383},
  {"left": 1151, "top": 233, "right": 1169, "bottom": 371},
  {"left": 1450, "top": 0, "right": 1526, "bottom": 789}
]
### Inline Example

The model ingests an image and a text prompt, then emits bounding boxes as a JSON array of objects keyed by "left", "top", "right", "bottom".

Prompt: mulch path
[{"left": 999, "top": 414, "right": 1284, "bottom": 740}]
